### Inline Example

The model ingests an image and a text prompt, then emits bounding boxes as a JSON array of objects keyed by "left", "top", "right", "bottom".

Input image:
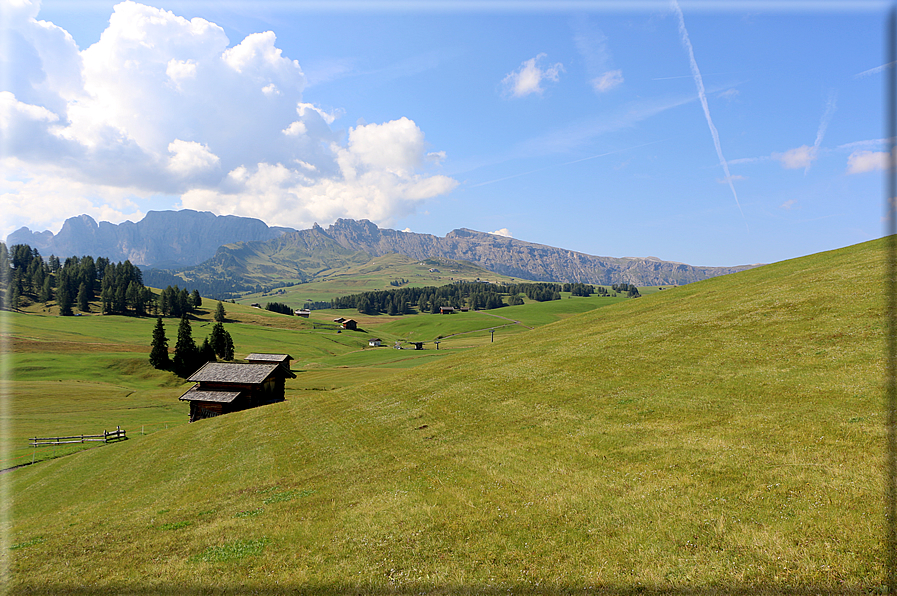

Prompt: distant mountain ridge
[
  {"left": 7, "top": 210, "right": 294, "bottom": 269},
  {"left": 316, "top": 219, "right": 758, "bottom": 285},
  {"left": 7, "top": 211, "right": 760, "bottom": 286}
]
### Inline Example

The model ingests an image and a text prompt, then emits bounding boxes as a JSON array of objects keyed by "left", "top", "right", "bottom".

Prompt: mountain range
[
  {"left": 7, "top": 211, "right": 760, "bottom": 287},
  {"left": 7, "top": 210, "right": 292, "bottom": 269}
]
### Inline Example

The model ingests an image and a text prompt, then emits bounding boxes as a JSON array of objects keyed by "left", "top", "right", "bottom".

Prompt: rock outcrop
[
  {"left": 7, "top": 210, "right": 293, "bottom": 267},
  {"left": 319, "top": 219, "right": 758, "bottom": 285}
]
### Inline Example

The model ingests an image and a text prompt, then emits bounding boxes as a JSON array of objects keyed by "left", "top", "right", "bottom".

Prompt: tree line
[
  {"left": 1, "top": 242, "right": 151, "bottom": 315},
  {"left": 329, "top": 280, "right": 597, "bottom": 316},
  {"left": 265, "top": 302, "right": 293, "bottom": 315},
  {"left": 0, "top": 242, "right": 211, "bottom": 316},
  {"left": 611, "top": 283, "right": 641, "bottom": 298}
]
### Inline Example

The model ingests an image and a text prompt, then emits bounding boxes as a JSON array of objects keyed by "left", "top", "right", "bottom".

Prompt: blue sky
[{"left": 0, "top": 0, "right": 891, "bottom": 267}]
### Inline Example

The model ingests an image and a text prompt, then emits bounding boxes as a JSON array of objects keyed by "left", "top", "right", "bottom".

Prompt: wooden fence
[{"left": 30, "top": 426, "right": 127, "bottom": 448}]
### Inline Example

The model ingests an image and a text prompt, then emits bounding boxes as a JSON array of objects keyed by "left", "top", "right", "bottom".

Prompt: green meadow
[
  {"left": 1, "top": 291, "right": 612, "bottom": 470},
  {"left": 2, "top": 238, "right": 886, "bottom": 594},
  {"left": 237, "top": 253, "right": 521, "bottom": 306}
]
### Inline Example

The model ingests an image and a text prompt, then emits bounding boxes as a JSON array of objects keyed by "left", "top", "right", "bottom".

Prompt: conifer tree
[
  {"left": 160, "top": 289, "right": 170, "bottom": 317},
  {"left": 40, "top": 275, "right": 52, "bottom": 303},
  {"left": 209, "top": 321, "right": 235, "bottom": 360},
  {"left": 77, "top": 282, "right": 89, "bottom": 312},
  {"left": 57, "top": 279, "right": 73, "bottom": 316},
  {"left": 101, "top": 286, "right": 113, "bottom": 314},
  {"left": 173, "top": 315, "right": 199, "bottom": 376},
  {"left": 7, "top": 282, "right": 19, "bottom": 311},
  {"left": 224, "top": 330, "right": 235, "bottom": 361},
  {"left": 210, "top": 322, "right": 227, "bottom": 358},
  {"left": 149, "top": 317, "right": 170, "bottom": 369},
  {"left": 179, "top": 288, "right": 190, "bottom": 314},
  {"left": 114, "top": 284, "right": 127, "bottom": 314},
  {"left": 214, "top": 300, "right": 226, "bottom": 323},
  {"left": 200, "top": 337, "right": 216, "bottom": 364}
]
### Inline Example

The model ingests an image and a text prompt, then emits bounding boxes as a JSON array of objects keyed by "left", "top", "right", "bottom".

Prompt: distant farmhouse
[
  {"left": 295, "top": 309, "right": 311, "bottom": 318},
  {"left": 368, "top": 338, "right": 382, "bottom": 347},
  {"left": 333, "top": 317, "right": 357, "bottom": 330},
  {"left": 178, "top": 353, "right": 295, "bottom": 422}
]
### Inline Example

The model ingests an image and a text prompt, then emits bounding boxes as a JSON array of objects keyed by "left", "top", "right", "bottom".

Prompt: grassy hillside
[
  {"left": 3, "top": 238, "right": 886, "bottom": 594},
  {"left": 1, "top": 293, "right": 616, "bottom": 470},
  {"left": 238, "top": 253, "right": 522, "bottom": 306}
]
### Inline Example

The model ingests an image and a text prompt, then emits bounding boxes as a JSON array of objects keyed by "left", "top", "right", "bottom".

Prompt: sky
[{"left": 0, "top": 0, "right": 891, "bottom": 267}]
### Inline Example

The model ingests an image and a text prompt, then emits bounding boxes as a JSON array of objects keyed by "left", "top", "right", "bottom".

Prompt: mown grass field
[
  {"left": 2, "top": 239, "right": 886, "bottom": 594},
  {"left": 1, "top": 292, "right": 613, "bottom": 470}
]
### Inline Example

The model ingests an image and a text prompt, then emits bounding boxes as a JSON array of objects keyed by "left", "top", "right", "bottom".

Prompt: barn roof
[
  {"left": 187, "top": 362, "right": 280, "bottom": 384},
  {"left": 246, "top": 353, "right": 293, "bottom": 363},
  {"left": 178, "top": 386, "right": 242, "bottom": 403}
]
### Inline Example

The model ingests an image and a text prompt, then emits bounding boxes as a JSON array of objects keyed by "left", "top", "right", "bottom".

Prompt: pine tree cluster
[
  {"left": 611, "top": 283, "right": 641, "bottom": 298},
  {"left": 264, "top": 302, "right": 294, "bottom": 315},
  {"left": 158, "top": 285, "right": 202, "bottom": 317},
  {"left": 150, "top": 314, "right": 234, "bottom": 377},
  {"left": 0, "top": 242, "right": 154, "bottom": 315},
  {"left": 331, "top": 280, "right": 581, "bottom": 315}
]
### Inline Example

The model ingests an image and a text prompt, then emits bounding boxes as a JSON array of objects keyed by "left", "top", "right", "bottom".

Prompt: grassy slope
[
  {"left": 1, "top": 294, "right": 614, "bottom": 469},
  {"left": 4, "top": 238, "right": 885, "bottom": 594},
  {"left": 238, "top": 253, "right": 524, "bottom": 305}
]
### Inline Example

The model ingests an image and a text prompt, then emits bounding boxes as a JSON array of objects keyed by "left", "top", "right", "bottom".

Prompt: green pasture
[
  {"left": 238, "top": 253, "right": 518, "bottom": 305},
  {"left": 3, "top": 239, "right": 884, "bottom": 593},
  {"left": 473, "top": 292, "right": 628, "bottom": 327},
  {"left": 1, "top": 285, "right": 616, "bottom": 472},
  {"left": 1, "top": 378, "right": 188, "bottom": 470}
]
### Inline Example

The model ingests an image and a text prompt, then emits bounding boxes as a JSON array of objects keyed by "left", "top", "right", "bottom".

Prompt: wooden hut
[{"left": 178, "top": 362, "right": 295, "bottom": 423}]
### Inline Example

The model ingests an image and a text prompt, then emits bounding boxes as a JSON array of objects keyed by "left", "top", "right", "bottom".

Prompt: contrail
[
  {"left": 807, "top": 90, "right": 837, "bottom": 174},
  {"left": 671, "top": 0, "right": 746, "bottom": 228},
  {"left": 855, "top": 61, "right": 896, "bottom": 79}
]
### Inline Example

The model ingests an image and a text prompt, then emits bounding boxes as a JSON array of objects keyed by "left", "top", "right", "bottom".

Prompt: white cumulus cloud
[
  {"left": 489, "top": 228, "right": 512, "bottom": 238},
  {"left": 166, "top": 59, "right": 197, "bottom": 87},
  {"left": 167, "top": 139, "right": 220, "bottom": 176},
  {"left": 773, "top": 145, "right": 816, "bottom": 170},
  {"left": 0, "top": 1, "right": 457, "bottom": 238},
  {"left": 0, "top": 91, "right": 59, "bottom": 128},
  {"left": 502, "top": 54, "right": 564, "bottom": 98},
  {"left": 846, "top": 149, "right": 889, "bottom": 174}
]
